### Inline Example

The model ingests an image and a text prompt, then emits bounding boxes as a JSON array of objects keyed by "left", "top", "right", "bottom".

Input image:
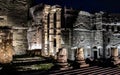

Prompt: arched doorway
[
  {"left": 93, "top": 46, "right": 98, "bottom": 59},
  {"left": 98, "top": 46, "right": 102, "bottom": 57},
  {"left": 86, "top": 46, "right": 91, "bottom": 58},
  {"left": 106, "top": 45, "right": 111, "bottom": 58}
]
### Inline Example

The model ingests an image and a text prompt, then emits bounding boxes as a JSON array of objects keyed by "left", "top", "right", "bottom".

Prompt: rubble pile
[{"left": 0, "top": 42, "right": 13, "bottom": 64}]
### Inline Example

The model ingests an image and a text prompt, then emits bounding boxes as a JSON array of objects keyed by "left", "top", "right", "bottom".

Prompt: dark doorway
[{"left": 94, "top": 51, "right": 98, "bottom": 59}]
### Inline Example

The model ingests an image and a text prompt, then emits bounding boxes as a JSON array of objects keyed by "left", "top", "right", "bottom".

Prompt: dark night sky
[{"left": 35, "top": 0, "right": 120, "bottom": 13}]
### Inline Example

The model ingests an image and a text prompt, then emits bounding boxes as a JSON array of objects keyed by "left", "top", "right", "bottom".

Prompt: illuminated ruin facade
[
  {"left": 1, "top": 0, "right": 120, "bottom": 65},
  {"left": 71, "top": 11, "right": 120, "bottom": 63},
  {"left": 28, "top": 4, "right": 120, "bottom": 64},
  {"left": 28, "top": 4, "right": 62, "bottom": 56}
]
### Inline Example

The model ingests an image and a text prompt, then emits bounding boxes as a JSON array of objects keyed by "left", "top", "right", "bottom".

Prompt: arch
[
  {"left": 117, "top": 26, "right": 120, "bottom": 32},
  {"left": 106, "top": 25, "right": 109, "bottom": 31},
  {"left": 86, "top": 46, "right": 91, "bottom": 57},
  {"left": 98, "top": 46, "right": 102, "bottom": 56},
  {"left": 93, "top": 46, "right": 97, "bottom": 49},
  {"left": 102, "top": 25, "right": 106, "bottom": 31},
  {"left": 114, "top": 25, "right": 117, "bottom": 32},
  {"left": 111, "top": 26, "right": 114, "bottom": 32},
  {"left": 106, "top": 45, "right": 111, "bottom": 57},
  {"left": 109, "top": 25, "right": 112, "bottom": 31},
  {"left": 92, "top": 46, "right": 98, "bottom": 59}
]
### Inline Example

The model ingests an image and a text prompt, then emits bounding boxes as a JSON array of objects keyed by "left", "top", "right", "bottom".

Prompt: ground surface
[
  {"left": 1, "top": 66, "right": 120, "bottom": 75},
  {"left": 0, "top": 56, "right": 120, "bottom": 75}
]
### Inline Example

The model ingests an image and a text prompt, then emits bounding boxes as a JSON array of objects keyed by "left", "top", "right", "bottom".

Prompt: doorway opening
[{"left": 94, "top": 51, "right": 98, "bottom": 59}]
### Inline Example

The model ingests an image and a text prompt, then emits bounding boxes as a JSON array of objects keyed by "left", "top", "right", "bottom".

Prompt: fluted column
[
  {"left": 49, "top": 11, "right": 55, "bottom": 56},
  {"left": 42, "top": 6, "right": 50, "bottom": 56},
  {"left": 56, "top": 8, "right": 62, "bottom": 53}
]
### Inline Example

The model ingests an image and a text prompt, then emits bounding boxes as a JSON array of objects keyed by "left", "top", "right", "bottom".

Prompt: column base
[
  {"left": 54, "top": 62, "right": 72, "bottom": 70},
  {"left": 76, "top": 60, "right": 89, "bottom": 68},
  {"left": 111, "top": 56, "right": 120, "bottom": 65}
]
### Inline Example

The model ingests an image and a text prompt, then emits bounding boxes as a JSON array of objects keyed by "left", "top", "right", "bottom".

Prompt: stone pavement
[{"left": 1, "top": 66, "right": 120, "bottom": 75}]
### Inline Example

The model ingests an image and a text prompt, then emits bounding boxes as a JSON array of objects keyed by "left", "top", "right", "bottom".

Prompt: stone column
[
  {"left": 111, "top": 48, "right": 118, "bottom": 57},
  {"left": 56, "top": 8, "right": 61, "bottom": 53},
  {"left": 111, "top": 47, "right": 120, "bottom": 65},
  {"left": 42, "top": 6, "right": 50, "bottom": 56},
  {"left": 55, "top": 48, "right": 71, "bottom": 70},
  {"left": 49, "top": 11, "right": 54, "bottom": 56},
  {"left": 75, "top": 48, "right": 89, "bottom": 68},
  {"left": 43, "top": 13, "right": 49, "bottom": 56}
]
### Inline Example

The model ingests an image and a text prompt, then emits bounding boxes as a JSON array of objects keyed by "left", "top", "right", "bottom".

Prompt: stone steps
[{"left": 0, "top": 56, "right": 50, "bottom": 71}]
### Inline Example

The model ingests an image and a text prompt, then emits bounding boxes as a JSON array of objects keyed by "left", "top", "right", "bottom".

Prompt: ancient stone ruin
[
  {"left": 55, "top": 48, "right": 71, "bottom": 70},
  {"left": 75, "top": 48, "right": 89, "bottom": 68},
  {"left": 111, "top": 47, "right": 120, "bottom": 65},
  {"left": 0, "top": 27, "right": 13, "bottom": 64}
]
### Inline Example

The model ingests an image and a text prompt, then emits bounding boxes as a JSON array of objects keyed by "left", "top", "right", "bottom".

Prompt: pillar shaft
[
  {"left": 112, "top": 48, "right": 118, "bottom": 57},
  {"left": 49, "top": 12, "right": 54, "bottom": 55},
  {"left": 56, "top": 10, "right": 61, "bottom": 52},
  {"left": 43, "top": 13, "right": 49, "bottom": 55}
]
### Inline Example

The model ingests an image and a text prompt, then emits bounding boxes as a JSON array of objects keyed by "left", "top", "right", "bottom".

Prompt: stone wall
[
  {"left": 0, "top": 0, "right": 29, "bottom": 26},
  {"left": 0, "top": 0, "right": 29, "bottom": 55},
  {"left": 27, "top": 25, "right": 42, "bottom": 50},
  {"left": 13, "top": 27, "right": 28, "bottom": 55},
  {"left": 72, "top": 29, "right": 92, "bottom": 59},
  {"left": 29, "top": 4, "right": 62, "bottom": 56},
  {"left": 69, "top": 11, "right": 104, "bottom": 60},
  {"left": 104, "top": 31, "right": 120, "bottom": 58}
]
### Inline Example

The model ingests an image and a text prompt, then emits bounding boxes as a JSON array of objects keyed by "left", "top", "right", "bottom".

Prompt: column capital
[
  {"left": 56, "top": 8, "right": 62, "bottom": 12},
  {"left": 50, "top": 9, "right": 56, "bottom": 14},
  {"left": 44, "top": 5, "right": 51, "bottom": 14}
]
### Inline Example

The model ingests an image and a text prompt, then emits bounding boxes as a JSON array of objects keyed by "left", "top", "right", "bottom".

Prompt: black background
[{"left": 35, "top": 0, "right": 120, "bottom": 13}]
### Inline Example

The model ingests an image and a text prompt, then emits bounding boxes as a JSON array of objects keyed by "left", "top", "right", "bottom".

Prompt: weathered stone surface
[
  {"left": 0, "top": 43, "right": 13, "bottom": 64},
  {"left": 0, "top": 0, "right": 29, "bottom": 56},
  {"left": 0, "top": 0, "right": 28, "bottom": 26},
  {"left": 54, "top": 48, "right": 72, "bottom": 70},
  {"left": 76, "top": 48, "right": 85, "bottom": 61},
  {"left": 75, "top": 48, "right": 89, "bottom": 68},
  {"left": 27, "top": 26, "right": 42, "bottom": 50},
  {"left": 13, "top": 27, "right": 28, "bottom": 55},
  {"left": 0, "top": 27, "right": 13, "bottom": 64},
  {"left": 57, "top": 48, "right": 68, "bottom": 63}
]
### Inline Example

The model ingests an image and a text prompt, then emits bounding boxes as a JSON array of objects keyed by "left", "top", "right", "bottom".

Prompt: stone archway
[
  {"left": 86, "top": 46, "right": 91, "bottom": 58},
  {"left": 106, "top": 45, "right": 111, "bottom": 58},
  {"left": 93, "top": 46, "right": 98, "bottom": 59}
]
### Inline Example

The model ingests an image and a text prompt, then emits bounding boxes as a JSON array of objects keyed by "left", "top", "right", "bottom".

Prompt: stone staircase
[{"left": 0, "top": 55, "right": 52, "bottom": 72}]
